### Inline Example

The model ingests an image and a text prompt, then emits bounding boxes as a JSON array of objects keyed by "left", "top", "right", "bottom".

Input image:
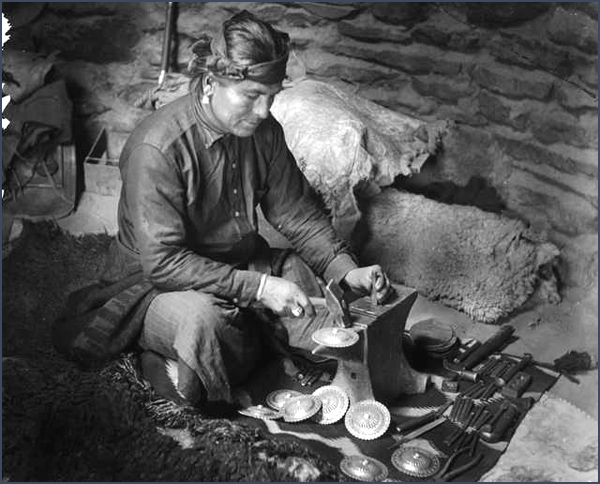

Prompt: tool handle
[
  {"left": 497, "top": 353, "right": 533, "bottom": 386},
  {"left": 395, "top": 401, "right": 450, "bottom": 433},
  {"left": 480, "top": 403, "right": 519, "bottom": 443},
  {"left": 461, "top": 325, "right": 515, "bottom": 370},
  {"left": 308, "top": 297, "right": 326, "bottom": 306}
]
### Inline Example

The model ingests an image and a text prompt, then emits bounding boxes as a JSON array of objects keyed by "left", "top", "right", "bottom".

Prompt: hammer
[{"left": 307, "top": 280, "right": 352, "bottom": 327}]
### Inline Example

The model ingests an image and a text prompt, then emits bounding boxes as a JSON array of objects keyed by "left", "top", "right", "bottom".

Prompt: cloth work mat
[{"left": 237, "top": 355, "right": 559, "bottom": 481}]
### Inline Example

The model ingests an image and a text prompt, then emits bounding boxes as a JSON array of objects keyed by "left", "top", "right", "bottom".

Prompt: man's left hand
[{"left": 343, "top": 265, "right": 391, "bottom": 303}]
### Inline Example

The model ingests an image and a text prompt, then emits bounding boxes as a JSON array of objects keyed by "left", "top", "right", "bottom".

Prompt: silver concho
[
  {"left": 265, "top": 389, "right": 303, "bottom": 411},
  {"left": 311, "top": 327, "right": 359, "bottom": 348},
  {"left": 281, "top": 395, "right": 322, "bottom": 423},
  {"left": 312, "top": 385, "right": 350, "bottom": 424},
  {"left": 344, "top": 400, "right": 391, "bottom": 440},
  {"left": 390, "top": 445, "right": 441, "bottom": 478},
  {"left": 340, "top": 455, "right": 389, "bottom": 482},
  {"left": 238, "top": 404, "right": 282, "bottom": 420}
]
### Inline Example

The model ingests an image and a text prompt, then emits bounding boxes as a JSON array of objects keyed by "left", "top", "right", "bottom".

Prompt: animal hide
[{"left": 359, "top": 189, "right": 560, "bottom": 323}]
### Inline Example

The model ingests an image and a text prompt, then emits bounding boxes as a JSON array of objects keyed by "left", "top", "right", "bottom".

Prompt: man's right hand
[{"left": 258, "top": 275, "right": 316, "bottom": 318}]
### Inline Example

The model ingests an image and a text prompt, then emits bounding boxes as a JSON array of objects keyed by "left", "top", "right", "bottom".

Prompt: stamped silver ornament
[
  {"left": 340, "top": 455, "right": 389, "bottom": 482},
  {"left": 311, "top": 327, "right": 359, "bottom": 348},
  {"left": 266, "top": 389, "right": 303, "bottom": 411},
  {"left": 344, "top": 400, "right": 391, "bottom": 440},
  {"left": 390, "top": 445, "right": 441, "bottom": 478},
  {"left": 281, "top": 395, "right": 322, "bottom": 423},
  {"left": 238, "top": 404, "right": 282, "bottom": 420},
  {"left": 312, "top": 385, "right": 350, "bottom": 424}
]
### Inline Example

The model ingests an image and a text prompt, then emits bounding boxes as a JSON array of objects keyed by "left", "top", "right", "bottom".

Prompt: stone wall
[{"left": 4, "top": 1, "right": 598, "bottom": 295}]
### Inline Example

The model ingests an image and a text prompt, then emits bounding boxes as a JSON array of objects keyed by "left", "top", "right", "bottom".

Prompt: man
[{"left": 58, "top": 10, "right": 391, "bottom": 406}]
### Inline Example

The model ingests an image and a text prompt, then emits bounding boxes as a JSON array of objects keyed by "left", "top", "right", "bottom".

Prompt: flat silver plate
[{"left": 312, "top": 327, "right": 359, "bottom": 348}]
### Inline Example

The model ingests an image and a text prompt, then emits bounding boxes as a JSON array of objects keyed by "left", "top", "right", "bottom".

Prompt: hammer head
[{"left": 324, "top": 280, "right": 352, "bottom": 327}]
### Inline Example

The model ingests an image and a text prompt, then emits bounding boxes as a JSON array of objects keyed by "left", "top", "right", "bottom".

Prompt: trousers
[{"left": 138, "top": 251, "right": 333, "bottom": 403}]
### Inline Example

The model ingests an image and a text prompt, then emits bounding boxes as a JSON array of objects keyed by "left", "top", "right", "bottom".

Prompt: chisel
[{"left": 392, "top": 416, "right": 448, "bottom": 446}]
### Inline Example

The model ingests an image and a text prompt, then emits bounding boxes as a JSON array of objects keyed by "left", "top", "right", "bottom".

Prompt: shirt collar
[{"left": 191, "top": 91, "right": 227, "bottom": 149}]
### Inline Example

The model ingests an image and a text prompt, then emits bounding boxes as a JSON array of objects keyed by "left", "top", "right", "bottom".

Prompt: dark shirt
[{"left": 117, "top": 92, "right": 357, "bottom": 307}]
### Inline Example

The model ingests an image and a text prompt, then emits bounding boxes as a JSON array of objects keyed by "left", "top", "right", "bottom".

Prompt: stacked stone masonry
[{"left": 5, "top": 1, "right": 598, "bottom": 290}]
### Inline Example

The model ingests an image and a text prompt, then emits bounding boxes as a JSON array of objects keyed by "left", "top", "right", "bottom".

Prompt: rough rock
[
  {"left": 529, "top": 107, "right": 590, "bottom": 148},
  {"left": 329, "top": 40, "right": 464, "bottom": 76},
  {"left": 465, "top": 2, "right": 550, "bottom": 28},
  {"left": 32, "top": 13, "right": 141, "bottom": 63},
  {"left": 338, "top": 13, "right": 412, "bottom": 43},
  {"left": 488, "top": 32, "right": 574, "bottom": 78},
  {"left": 547, "top": 6, "right": 598, "bottom": 54},
  {"left": 477, "top": 91, "right": 528, "bottom": 131},
  {"left": 359, "top": 189, "right": 560, "bottom": 323},
  {"left": 299, "top": 2, "right": 359, "bottom": 20},
  {"left": 473, "top": 63, "right": 554, "bottom": 100},
  {"left": 371, "top": 2, "right": 430, "bottom": 28},
  {"left": 506, "top": 169, "right": 598, "bottom": 236},
  {"left": 412, "top": 75, "right": 475, "bottom": 103},
  {"left": 411, "top": 9, "right": 488, "bottom": 52},
  {"left": 495, "top": 136, "right": 598, "bottom": 178}
]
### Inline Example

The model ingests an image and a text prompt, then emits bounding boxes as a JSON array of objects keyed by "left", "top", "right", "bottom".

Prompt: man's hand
[
  {"left": 258, "top": 275, "right": 316, "bottom": 318},
  {"left": 343, "top": 265, "right": 392, "bottom": 303}
]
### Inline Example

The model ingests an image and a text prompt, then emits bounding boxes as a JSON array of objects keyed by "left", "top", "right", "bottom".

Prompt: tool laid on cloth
[
  {"left": 443, "top": 325, "right": 515, "bottom": 382},
  {"left": 433, "top": 433, "right": 483, "bottom": 482},
  {"left": 480, "top": 400, "right": 520, "bottom": 443},
  {"left": 391, "top": 416, "right": 447, "bottom": 448},
  {"left": 312, "top": 284, "right": 428, "bottom": 404},
  {"left": 395, "top": 399, "right": 452, "bottom": 434}
]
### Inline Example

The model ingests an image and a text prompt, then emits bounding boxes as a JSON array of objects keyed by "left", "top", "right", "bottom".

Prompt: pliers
[{"left": 433, "top": 433, "right": 483, "bottom": 482}]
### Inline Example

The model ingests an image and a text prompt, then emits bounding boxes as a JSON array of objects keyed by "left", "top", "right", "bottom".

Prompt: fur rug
[
  {"left": 359, "top": 189, "right": 561, "bottom": 323},
  {"left": 1, "top": 222, "right": 340, "bottom": 482}
]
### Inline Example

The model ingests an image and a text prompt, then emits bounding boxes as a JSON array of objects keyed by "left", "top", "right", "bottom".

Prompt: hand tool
[
  {"left": 307, "top": 280, "right": 352, "bottom": 327},
  {"left": 480, "top": 401, "right": 519, "bottom": 443},
  {"left": 503, "top": 352, "right": 580, "bottom": 383},
  {"left": 478, "top": 356, "right": 502, "bottom": 377},
  {"left": 395, "top": 400, "right": 452, "bottom": 433},
  {"left": 490, "top": 359, "right": 512, "bottom": 379},
  {"left": 454, "top": 339, "right": 482, "bottom": 364},
  {"left": 461, "top": 325, "right": 516, "bottom": 370},
  {"left": 158, "top": 2, "right": 175, "bottom": 87},
  {"left": 496, "top": 353, "right": 533, "bottom": 386},
  {"left": 391, "top": 416, "right": 447, "bottom": 448},
  {"left": 370, "top": 270, "right": 379, "bottom": 306},
  {"left": 501, "top": 371, "right": 532, "bottom": 399},
  {"left": 433, "top": 438, "right": 483, "bottom": 482}
]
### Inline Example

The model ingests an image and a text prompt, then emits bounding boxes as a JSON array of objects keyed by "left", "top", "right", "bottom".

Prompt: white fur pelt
[{"left": 359, "top": 189, "right": 560, "bottom": 323}]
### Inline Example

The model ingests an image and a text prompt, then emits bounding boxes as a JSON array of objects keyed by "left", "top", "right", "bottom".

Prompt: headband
[{"left": 188, "top": 26, "right": 290, "bottom": 85}]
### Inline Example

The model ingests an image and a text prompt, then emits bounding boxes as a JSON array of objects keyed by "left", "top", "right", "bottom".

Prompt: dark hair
[
  {"left": 188, "top": 10, "right": 289, "bottom": 86},
  {"left": 220, "top": 10, "right": 289, "bottom": 66}
]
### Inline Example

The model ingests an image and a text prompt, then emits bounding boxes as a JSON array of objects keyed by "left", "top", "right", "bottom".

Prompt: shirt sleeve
[
  {"left": 123, "top": 143, "right": 261, "bottom": 307},
  {"left": 260, "top": 118, "right": 358, "bottom": 285}
]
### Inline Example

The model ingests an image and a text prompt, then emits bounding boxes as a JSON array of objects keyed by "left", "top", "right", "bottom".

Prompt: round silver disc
[{"left": 312, "top": 327, "right": 359, "bottom": 348}]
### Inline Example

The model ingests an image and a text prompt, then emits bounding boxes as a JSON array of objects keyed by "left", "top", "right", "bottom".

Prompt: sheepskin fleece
[
  {"left": 359, "top": 189, "right": 560, "bottom": 323},
  {"left": 270, "top": 78, "right": 448, "bottom": 239}
]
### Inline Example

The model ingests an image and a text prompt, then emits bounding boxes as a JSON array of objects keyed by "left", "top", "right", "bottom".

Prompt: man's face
[{"left": 209, "top": 78, "right": 282, "bottom": 137}]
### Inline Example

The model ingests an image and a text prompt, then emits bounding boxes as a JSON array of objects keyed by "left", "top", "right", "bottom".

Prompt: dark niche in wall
[{"left": 396, "top": 175, "right": 506, "bottom": 215}]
